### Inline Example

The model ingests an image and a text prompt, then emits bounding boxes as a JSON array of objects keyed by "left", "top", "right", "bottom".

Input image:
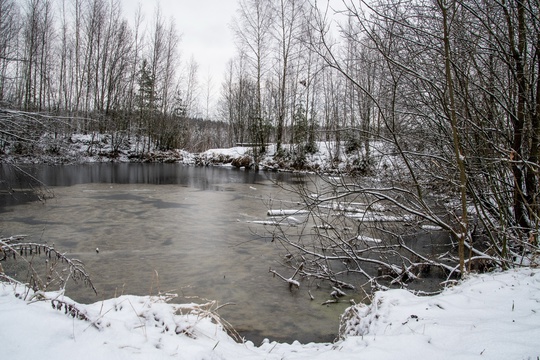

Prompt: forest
[{"left": 1, "top": 0, "right": 539, "bottom": 282}]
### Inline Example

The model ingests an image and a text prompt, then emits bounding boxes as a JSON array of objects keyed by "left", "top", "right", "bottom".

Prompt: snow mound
[{"left": 338, "top": 268, "right": 540, "bottom": 359}]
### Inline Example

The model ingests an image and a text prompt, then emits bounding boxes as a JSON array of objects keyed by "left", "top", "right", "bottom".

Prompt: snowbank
[
  {"left": 338, "top": 268, "right": 540, "bottom": 359},
  {"left": 1, "top": 268, "right": 539, "bottom": 359}
]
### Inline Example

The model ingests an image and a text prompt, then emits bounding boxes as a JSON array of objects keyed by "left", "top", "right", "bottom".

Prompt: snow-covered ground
[
  {"left": 2, "top": 268, "right": 539, "bottom": 359},
  {"left": 2, "top": 132, "right": 392, "bottom": 175}
]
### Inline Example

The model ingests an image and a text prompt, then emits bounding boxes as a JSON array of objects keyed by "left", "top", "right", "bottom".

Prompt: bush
[{"left": 345, "top": 134, "right": 363, "bottom": 154}]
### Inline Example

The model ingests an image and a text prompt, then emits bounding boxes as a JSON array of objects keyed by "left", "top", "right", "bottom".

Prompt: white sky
[{"left": 123, "top": 0, "right": 239, "bottom": 114}]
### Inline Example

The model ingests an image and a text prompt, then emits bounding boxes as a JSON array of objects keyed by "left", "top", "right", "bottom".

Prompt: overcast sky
[{"left": 123, "top": 0, "right": 239, "bottom": 111}]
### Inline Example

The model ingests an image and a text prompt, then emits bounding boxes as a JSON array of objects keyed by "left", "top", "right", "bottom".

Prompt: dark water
[{"left": 1, "top": 163, "right": 353, "bottom": 344}]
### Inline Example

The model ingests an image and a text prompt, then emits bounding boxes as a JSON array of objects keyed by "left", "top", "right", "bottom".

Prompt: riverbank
[
  {"left": 0, "top": 132, "right": 380, "bottom": 175},
  {"left": 1, "top": 268, "right": 539, "bottom": 359}
]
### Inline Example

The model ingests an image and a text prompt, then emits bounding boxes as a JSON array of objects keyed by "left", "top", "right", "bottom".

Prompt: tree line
[
  {"left": 0, "top": 0, "right": 389, "bottom": 160},
  {"left": 0, "top": 0, "right": 221, "bottom": 152}
]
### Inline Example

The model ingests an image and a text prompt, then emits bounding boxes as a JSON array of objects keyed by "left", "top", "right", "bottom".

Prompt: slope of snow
[{"left": 1, "top": 268, "right": 539, "bottom": 359}]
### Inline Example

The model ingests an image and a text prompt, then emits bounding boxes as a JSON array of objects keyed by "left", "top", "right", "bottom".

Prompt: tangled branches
[{"left": 265, "top": 173, "right": 533, "bottom": 297}]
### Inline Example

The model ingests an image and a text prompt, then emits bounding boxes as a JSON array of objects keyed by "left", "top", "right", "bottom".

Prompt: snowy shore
[
  {"left": 1, "top": 132, "right": 379, "bottom": 175},
  {"left": 1, "top": 268, "right": 539, "bottom": 359}
]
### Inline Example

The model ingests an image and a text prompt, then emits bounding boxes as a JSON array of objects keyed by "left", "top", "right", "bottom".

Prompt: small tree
[
  {"left": 135, "top": 59, "right": 159, "bottom": 152},
  {"left": 290, "top": 103, "right": 315, "bottom": 166}
]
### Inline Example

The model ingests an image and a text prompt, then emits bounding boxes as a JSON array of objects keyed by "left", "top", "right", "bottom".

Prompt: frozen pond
[{"left": 0, "top": 163, "right": 351, "bottom": 344}]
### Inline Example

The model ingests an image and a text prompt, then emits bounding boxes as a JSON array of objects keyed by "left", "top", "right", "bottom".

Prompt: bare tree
[
  {"left": 219, "top": 56, "right": 251, "bottom": 147},
  {"left": 182, "top": 55, "right": 200, "bottom": 119},
  {"left": 233, "top": 0, "right": 275, "bottom": 159},
  {"left": 0, "top": 0, "right": 21, "bottom": 105},
  {"left": 272, "top": 0, "right": 306, "bottom": 152},
  {"left": 19, "top": 0, "right": 55, "bottom": 111}
]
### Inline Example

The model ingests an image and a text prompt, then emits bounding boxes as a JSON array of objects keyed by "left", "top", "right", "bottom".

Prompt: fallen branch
[{"left": 269, "top": 262, "right": 304, "bottom": 290}]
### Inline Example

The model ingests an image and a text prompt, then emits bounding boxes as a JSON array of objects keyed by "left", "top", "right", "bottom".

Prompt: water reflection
[{"left": 34, "top": 163, "right": 272, "bottom": 188}]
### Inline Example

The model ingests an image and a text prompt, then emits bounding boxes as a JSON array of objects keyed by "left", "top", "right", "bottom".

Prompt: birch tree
[
  {"left": 233, "top": 0, "right": 274, "bottom": 159},
  {"left": 273, "top": 0, "right": 306, "bottom": 152}
]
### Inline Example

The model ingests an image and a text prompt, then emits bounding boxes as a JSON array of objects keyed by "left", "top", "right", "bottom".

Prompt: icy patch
[
  {"left": 421, "top": 224, "right": 444, "bottom": 231},
  {"left": 357, "top": 235, "right": 383, "bottom": 243},
  {"left": 267, "top": 209, "right": 309, "bottom": 216}
]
